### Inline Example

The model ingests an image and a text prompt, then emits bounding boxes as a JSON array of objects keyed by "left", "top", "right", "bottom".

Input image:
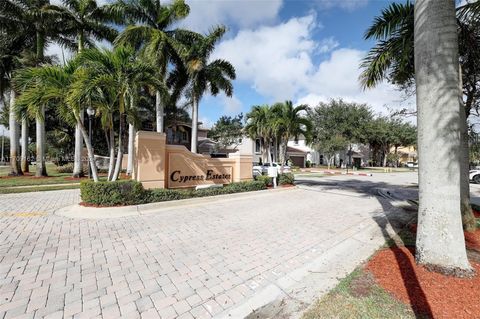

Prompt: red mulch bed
[
  {"left": 367, "top": 247, "right": 480, "bottom": 318},
  {"left": 79, "top": 202, "right": 126, "bottom": 208},
  {"left": 473, "top": 209, "right": 480, "bottom": 218},
  {"left": 266, "top": 184, "right": 295, "bottom": 189},
  {"left": 465, "top": 229, "right": 480, "bottom": 252}
]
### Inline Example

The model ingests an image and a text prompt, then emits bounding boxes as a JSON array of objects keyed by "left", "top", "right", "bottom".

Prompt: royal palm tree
[
  {"left": 112, "top": 0, "right": 190, "bottom": 134},
  {"left": 0, "top": 31, "right": 32, "bottom": 176},
  {"left": 53, "top": 0, "right": 118, "bottom": 178},
  {"left": 75, "top": 46, "right": 164, "bottom": 181},
  {"left": 245, "top": 105, "right": 276, "bottom": 164},
  {"left": 360, "top": 0, "right": 478, "bottom": 231},
  {"left": 13, "top": 61, "right": 100, "bottom": 181},
  {"left": 414, "top": 0, "right": 472, "bottom": 275},
  {"left": 1, "top": 0, "right": 74, "bottom": 177},
  {"left": 180, "top": 26, "right": 236, "bottom": 153},
  {"left": 271, "top": 101, "right": 312, "bottom": 171}
]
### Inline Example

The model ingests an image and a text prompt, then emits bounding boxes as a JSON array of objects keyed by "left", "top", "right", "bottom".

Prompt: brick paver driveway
[{"left": 0, "top": 184, "right": 395, "bottom": 319}]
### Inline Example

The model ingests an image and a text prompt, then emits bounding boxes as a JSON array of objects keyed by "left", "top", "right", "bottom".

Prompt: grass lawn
[
  {"left": 0, "top": 163, "right": 85, "bottom": 188},
  {"left": 302, "top": 268, "right": 416, "bottom": 319},
  {"left": 0, "top": 184, "right": 80, "bottom": 194}
]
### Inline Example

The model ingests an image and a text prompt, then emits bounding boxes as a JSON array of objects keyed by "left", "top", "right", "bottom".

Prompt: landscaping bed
[
  {"left": 367, "top": 246, "right": 480, "bottom": 318},
  {"left": 304, "top": 209, "right": 480, "bottom": 319},
  {"left": 80, "top": 179, "right": 274, "bottom": 207}
]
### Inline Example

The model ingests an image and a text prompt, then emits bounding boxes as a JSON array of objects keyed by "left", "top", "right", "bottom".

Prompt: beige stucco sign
[
  {"left": 133, "top": 131, "right": 252, "bottom": 189},
  {"left": 167, "top": 153, "right": 233, "bottom": 188}
]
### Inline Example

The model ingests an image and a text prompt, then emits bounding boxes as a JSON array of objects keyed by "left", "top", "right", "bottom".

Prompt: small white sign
[{"left": 267, "top": 166, "right": 278, "bottom": 178}]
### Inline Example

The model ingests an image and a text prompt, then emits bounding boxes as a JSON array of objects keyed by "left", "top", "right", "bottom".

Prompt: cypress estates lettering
[{"left": 170, "top": 170, "right": 231, "bottom": 183}]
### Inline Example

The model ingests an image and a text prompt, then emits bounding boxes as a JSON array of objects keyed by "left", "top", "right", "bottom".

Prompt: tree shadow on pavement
[{"left": 296, "top": 176, "right": 434, "bottom": 318}]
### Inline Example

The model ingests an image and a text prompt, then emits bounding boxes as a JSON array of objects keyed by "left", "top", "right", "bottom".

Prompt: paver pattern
[{"left": 0, "top": 179, "right": 400, "bottom": 319}]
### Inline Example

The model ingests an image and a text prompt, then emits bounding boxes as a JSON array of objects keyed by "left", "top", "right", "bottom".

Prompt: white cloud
[
  {"left": 199, "top": 116, "right": 214, "bottom": 129},
  {"left": 50, "top": 0, "right": 111, "bottom": 5},
  {"left": 213, "top": 14, "right": 413, "bottom": 115},
  {"left": 317, "top": 37, "right": 339, "bottom": 53},
  {"left": 46, "top": 43, "right": 74, "bottom": 64},
  {"left": 180, "top": 0, "right": 283, "bottom": 33},
  {"left": 222, "top": 94, "right": 243, "bottom": 115},
  {"left": 213, "top": 15, "right": 318, "bottom": 101},
  {"left": 316, "top": 0, "right": 369, "bottom": 11}
]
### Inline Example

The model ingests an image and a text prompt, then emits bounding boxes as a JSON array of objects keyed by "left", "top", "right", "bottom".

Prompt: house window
[
  {"left": 238, "top": 138, "right": 243, "bottom": 145},
  {"left": 255, "top": 139, "right": 261, "bottom": 153},
  {"left": 182, "top": 131, "right": 187, "bottom": 142},
  {"left": 294, "top": 138, "right": 299, "bottom": 145}
]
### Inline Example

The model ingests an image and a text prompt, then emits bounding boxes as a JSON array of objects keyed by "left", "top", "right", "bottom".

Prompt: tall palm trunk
[
  {"left": 459, "top": 67, "right": 476, "bottom": 231},
  {"left": 73, "top": 110, "right": 84, "bottom": 177},
  {"left": 127, "top": 123, "right": 135, "bottom": 175},
  {"left": 107, "top": 128, "right": 115, "bottom": 181},
  {"left": 35, "top": 105, "right": 47, "bottom": 177},
  {"left": 73, "top": 34, "right": 85, "bottom": 178},
  {"left": 76, "top": 115, "right": 98, "bottom": 182},
  {"left": 8, "top": 89, "right": 22, "bottom": 176},
  {"left": 35, "top": 31, "right": 47, "bottom": 177},
  {"left": 279, "top": 137, "right": 288, "bottom": 173},
  {"left": 414, "top": 0, "right": 472, "bottom": 275},
  {"left": 21, "top": 117, "right": 29, "bottom": 173},
  {"left": 156, "top": 90, "right": 164, "bottom": 133},
  {"left": 266, "top": 139, "right": 272, "bottom": 164},
  {"left": 112, "top": 115, "right": 125, "bottom": 181},
  {"left": 191, "top": 96, "right": 198, "bottom": 153}
]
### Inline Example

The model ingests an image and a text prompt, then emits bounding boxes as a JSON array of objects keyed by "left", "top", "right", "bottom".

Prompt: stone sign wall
[{"left": 133, "top": 131, "right": 253, "bottom": 189}]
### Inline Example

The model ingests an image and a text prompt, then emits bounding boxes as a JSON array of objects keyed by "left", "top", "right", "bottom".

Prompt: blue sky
[
  {"left": 41, "top": 0, "right": 412, "bottom": 131},
  {"left": 175, "top": 0, "right": 414, "bottom": 128}
]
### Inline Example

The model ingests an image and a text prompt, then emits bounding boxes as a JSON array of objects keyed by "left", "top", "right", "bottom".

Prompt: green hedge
[
  {"left": 255, "top": 175, "right": 272, "bottom": 187},
  {"left": 255, "top": 173, "right": 295, "bottom": 186},
  {"left": 80, "top": 180, "right": 148, "bottom": 206},
  {"left": 279, "top": 173, "right": 295, "bottom": 185},
  {"left": 80, "top": 180, "right": 267, "bottom": 207}
]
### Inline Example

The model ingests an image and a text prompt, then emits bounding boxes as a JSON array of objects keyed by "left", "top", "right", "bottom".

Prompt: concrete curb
[
  {"left": 323, "top": 170, "right": 373, "bottom": 177},
  {"left": 54, "top": 186, "right": 297, "bottom": 219}
]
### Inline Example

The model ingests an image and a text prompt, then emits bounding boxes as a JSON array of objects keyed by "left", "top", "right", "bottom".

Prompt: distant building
[{"left": 165, "top": 122, "right": 213, "bottom": 154}]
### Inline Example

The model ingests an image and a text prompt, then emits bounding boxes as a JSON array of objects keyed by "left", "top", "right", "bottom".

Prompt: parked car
[
  {"left": 470, "top": 169, "right": 480, "bottom": 184},
  {"left": 252, "top": 162, "right": 291, "bottom": 177},
  {"left": 406, "top": 161, "right": 418, "bottom": 168}
]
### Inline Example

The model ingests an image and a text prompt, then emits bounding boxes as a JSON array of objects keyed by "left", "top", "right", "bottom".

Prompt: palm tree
[
  {"left": 0, "top": 14, "right": 36, "bottom": 176},
  {"left": 414, "top": 0, "right": 472, "bottom": 275},
  {"left": 53, "top": 0, "right": 118, "bottom": 178},
  {"left": 271, "top": 101, "right": 312, "bottom": 171},
  {"left": 180, "top": 26, "right": 236, "bottom": 153},
  {"left": 112, "top": 0, "right": 190, "bottom": 134},
  {"left": 13, "top": 62, "right": 100, "bottom": 181},
  {"left": 75, "top": 46, "right": 163, "bottom": 181},
  {"left": 360, "top": 1, "right": 478, "bottom": 231},
  {"left": 245, "top": 105, "right": 276, "bottom": 164},
  {"left": 1, "top": 0, "right": 74, "bottom": 177}
]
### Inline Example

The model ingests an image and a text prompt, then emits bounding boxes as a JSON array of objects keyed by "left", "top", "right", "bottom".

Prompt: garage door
[{"left": 290, "top": 156, "right": 305, "bottom": 168}]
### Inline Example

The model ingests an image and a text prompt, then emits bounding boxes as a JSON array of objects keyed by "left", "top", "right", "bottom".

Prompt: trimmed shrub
[
  {"left": 148, "top": 188, "right": 190, "bottom": 202},
  {"left": 80, "top": 180, "right": 267, "bottom": 206},
  {"left": 80, "top": 180, "right": 148, "bottom": 206},
  {"left": 255, "top": 175, "right": 272, "bottom": 187},
  {"left": 195, "top": 181, "right": 266, "bottom": 197},
  {"left": 56, "top": 162, "right": 89, "bottom": 175},
  {"left": 56, "top": 163, "right": 74, "bottom": 173},
  {"left": 279, "top": 173, "right": 295, "bottom": 185}
]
